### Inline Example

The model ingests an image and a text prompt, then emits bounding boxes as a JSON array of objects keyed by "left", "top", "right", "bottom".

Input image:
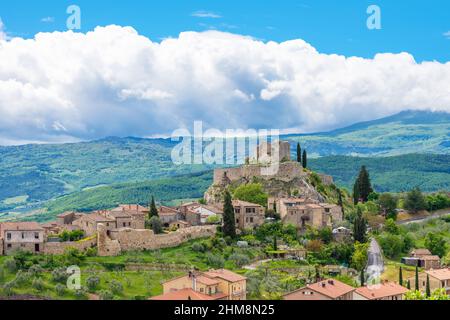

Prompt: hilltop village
[{"left": 0, "top": 141, "right": 449, "bottom": 300}]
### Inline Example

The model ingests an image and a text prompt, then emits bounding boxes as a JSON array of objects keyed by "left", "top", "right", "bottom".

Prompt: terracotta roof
[
  {"left": 306, "top": 204, "right": 322, "bottom": 209},
  {"left": 107, "top": 210, "right": 131, "bottom": 218},
  {"left": 420, "top": 255, "right": 441, "bottom": 261},
  {"left": 150, "top": 288, "right": 219, "bottom": 300},
  {"left": 306, "top": 279, "right": 355, "bottom": 299},
  {"left": 355, "top": 282, "right": 408, "bottom": 300},
  {"left": 196, "top": 275, "right": 221, "bottom": 286},
  {"left": 0, "top": 222, "right": 44, "bottom": 234},
  {"left": 81, "top": 213, "right": 115, "bottom": 222},
  {"left": 232, "top": 200, "right": 262, "bottom": 207},
  {"left": 203, "top": 269, "right": 247, "bottom": 283},
  {"left": 426, "top": 268, "right": 450, "bottom": 281},
  {"left": 159, "top": 206, "right": 180, "bottom": 216},
  {"left": 56, "top": 211, "right": 76, "bottom": 218},
  {"left": 411, "top": 249, "right": 432, "bottom": 256}
]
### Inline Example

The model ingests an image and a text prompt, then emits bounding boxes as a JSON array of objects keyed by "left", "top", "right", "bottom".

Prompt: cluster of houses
[{"left": 150, "top": 265, "right": 450, "bottom": 301}]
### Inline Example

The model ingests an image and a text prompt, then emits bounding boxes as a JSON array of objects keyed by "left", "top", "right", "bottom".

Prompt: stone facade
[
  {"left": 0, "top": 222, "right": 45, "bottom": 255},
  {"left": 232, "top": 200, "right": 265, "bottom": 230},
  {"left": 98, "top": 225, "right": 217, "bottom": 256}
]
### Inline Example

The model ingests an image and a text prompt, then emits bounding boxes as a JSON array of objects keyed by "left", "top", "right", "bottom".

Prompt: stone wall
[
  {"left": 213, "top": 162, "right": 307, "bottom": 185},
  {"left": 43, "top": 237, "right": 97, "bottom": 255},
  {"left": 0, "top": 238, "right": 3, "bottom": 255},
  {"left": 98, "top": 225, "right": 217, "bottom": 256}
]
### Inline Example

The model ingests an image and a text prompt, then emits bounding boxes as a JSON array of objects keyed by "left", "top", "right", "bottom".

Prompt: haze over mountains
[{"left": 0, "top": 110, "right": 448, "bottom": 220}]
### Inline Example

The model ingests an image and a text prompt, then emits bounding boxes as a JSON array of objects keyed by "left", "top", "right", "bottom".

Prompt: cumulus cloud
[
  {"left": 444, "top": 31, "right": 450, "bottom": 39},
  {"left": 0, "top": 25, "right": 449, "bottom": 145}
]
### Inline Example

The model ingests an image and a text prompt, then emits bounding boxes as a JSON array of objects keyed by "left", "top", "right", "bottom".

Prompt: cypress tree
[
  {"left": 353, "top": 166, "right": 373, "bottom": 203},
  {"left": 223, "top": 190, "right": 236, "bottom": 239},
  {"left": 353, "top": 207, "right": 367, "bottom": 243},
  {"left": 149, "top": 196, "right": 158, "bottom": 218},
  {"left": 302, "top": 150, "right": 307, "bottom": 169},
  {"left": 296, "top": 143, "right": 302, "bottom": 163},
  {"left": 337, "top": 188, "right": 345, "bottom": 216},
  {"left": 406, "top": 279, "right": 411, "bottom": 290},
  {"left": 415, "top": 266, "right": 419, "bottom": 291},
  {"left": 360, "top": 269, "right": 365, "bottom": 286},
  {"left": 273, "top": 235, "right": 278, "bottom": 251},
  {"left": 399, "top": 266, "right": 403, "bottom": 286},
  {"left": 426, "top": 274, "right": 431, "bottom": 297}
]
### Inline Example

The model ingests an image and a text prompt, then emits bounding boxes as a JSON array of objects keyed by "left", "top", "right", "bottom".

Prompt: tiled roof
[
  {"left": 196, "top": 275, "right": 221, "bottom": 286},
  {"left": 159, "top": 206, "right": 180, "bottom": 216},
  {"left": 0, "top": 222, "right": 44, "bottom": 233},
  {"left": 426, "top": 268, "right": 450, "bottom": 281},
  {"left": 355, "top": 282, "right": 408, "bottom": 300},
  {"left": 203, "top": 269, "right": 247, "bottom": 283},
  {"left": 232, "top": 200, "right": 262, "bottom": 207},
  {"left": 411, "top": 248, "right": 432, "bottom": 256},
  {"left": 306, "top": 279, "right": 355, "bottom": 299},
  {"left": 81, "top": 213, "right": 115, "bottom": 222}
]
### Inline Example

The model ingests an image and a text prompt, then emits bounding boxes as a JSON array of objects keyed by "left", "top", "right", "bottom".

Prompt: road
[{"left": 397, "top": 211, "right": 450, "bottom": 225}]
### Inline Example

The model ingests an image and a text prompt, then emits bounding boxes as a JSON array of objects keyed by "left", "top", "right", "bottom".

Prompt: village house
[
  {"left": 73, "top": 211, "right": 116, "bottom": 236},
  {"left": 283, "top": 279, "right": 355, "bottom": 300},
  {"left": 272, "top": 197, "right": 343, "bottom": 229},
  {"left": 401, "top": 248, "right": 441, "bottom": 270},
  {"left": 109, "top": 204, "right": 147, "bottom": 229},
  {"left": 158, "top": 206, "right": 183, "bottom": 227},
  {"left": 354, "top": 282, "right": 409, "bottom": 300},
  {"left": 0, "top": 222, "right": 45, "bottom": 255},
  {"left": 232, "top": 200, "right": 265, "bottom": 230},
  {"left": 408, "top": 268, "right": 450, "bottom": 295},
  {"left": 178, "top": 203, "right": 202, "bottom": 226},
  {"left": 151, "top": 269, "right": 247, "bottom": 300}
]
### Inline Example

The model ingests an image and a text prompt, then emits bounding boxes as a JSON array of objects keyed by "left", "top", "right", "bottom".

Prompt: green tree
[
  {"left": 233, "top": 183, "right": 268, "bottom": 207},
  {"left": 399, "top": 266, "right": 403, "bottom": 286},
  {"left": 149, "top": 196, "right": 158, "bottom": 218},
  {"left": 351, "top": 241, "right": 369, "bottom": 272},
  {"left": 353, "top": 183, "right": 359, "bottom": 205},
  {"left": 302, "top": 150, "right": 307, "bottom": 169},
  {"left": 148, "top": 216, "right": 163, "bottom": 234},
  {"left": 360, "top": 269, "right": 365, "bottom": 286},
  {"left": 273, "top": 235, "right": 278, "bottom": 251},
  {"left": 426, "top": 274, "right": 431, "bottom": 298},
  {"left": 353, "top": 166, "right": 373, "bottom": 203},
  {"left": 296, "top": 143, "right": 302, "bottom": 163},
  {"left": 406, "top": 279, "right": 411, "bottom": 290},
  {"left": 337, "top": 188, "right": 345, "bottom": 215},
  {"left": 353, "top": 207, "right": 367, "bottom": 243},
  {"left": 404, "top": 187, "right": 426, "bottom": 213},
  {"left": 378, "top": 193, "right": 397, "bottom": 219},
  {"left": 424, "top": 233, "right": 447, "bottom": 258},
  {"left": 223, "top": 190, "right": 236, "bottom": 239}
]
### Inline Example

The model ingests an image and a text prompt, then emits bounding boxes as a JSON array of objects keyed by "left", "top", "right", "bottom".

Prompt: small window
[
  {"left": 6, "top": 233, "right": 11, "bottom": 240},
  {"left": 22, "top": 232, "right": 25, "bottom": 239},
  {"left": 250, "top": 217, "right": 254, "bottom": 223},
  {"left": 123, "top": 222, "right": 126, "bottom": 227},
  {"left": 34, "top": 232, "right": 39, "bottom": 239},
  {"left": 7, "top": 244, "right": 12, "bottom": 248}
]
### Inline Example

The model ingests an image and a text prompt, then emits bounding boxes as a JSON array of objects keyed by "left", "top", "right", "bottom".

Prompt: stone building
[
  {"left": 232, "top": 200, "right": 265, "bottom": 230},
  {"left": 273, "top": 197, "right": 343, "bottom": 229},
  {"left": 152, "top": 269, "right": 247, "bottom": 300},
  {"left": 158, "top": 206, "right": 183, "bottom": 227},
  {"left": 0, "top": 222, "right": 45, "bottom": 255},
  {"left": 408, "top": 268, "right": 450, "bottom": 294},
  {"left": 254, "top": 140, "right": 291, "bottom": 164},
  {"left": 73, "top": 212, "right": 116, "bottom": 236}
]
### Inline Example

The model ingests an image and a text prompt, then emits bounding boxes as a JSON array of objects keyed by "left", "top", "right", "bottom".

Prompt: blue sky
[{"left": 1, "top": 0, "right": 449, "bottom": 62}]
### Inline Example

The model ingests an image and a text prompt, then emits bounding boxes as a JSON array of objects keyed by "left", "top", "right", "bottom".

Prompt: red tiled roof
[
  {"left": 232, "top": 200, "right": 262, "bottom": 207},
  {"left": 159, "top": 206, "right": 180, "bottom": 216},
  {"left": 306, "top": 279, "right": 355, "bottom": 299},
  {"left": 0, "top": 222, "right": 44, "bottom": 233},
  {"left": 203, "top": 269, "right": 247, "bottom": 283},
  {"left": 426, "top": 268, "right": 450, "bottom": 281},
  {"left": 355, "top": 282, "right": 408, "bottom": 300}
]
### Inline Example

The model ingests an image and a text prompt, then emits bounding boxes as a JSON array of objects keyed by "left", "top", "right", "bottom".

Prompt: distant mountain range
[
  {"left": 0, "top": 110, "right": 448, "bottom": 220},
  {"left": 285, "top": 110, "right": 450, "bottom": 156}
]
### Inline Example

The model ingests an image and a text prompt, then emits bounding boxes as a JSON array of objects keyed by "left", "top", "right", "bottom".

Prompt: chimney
[{"left": 192, "top": 274, "right": 197, "bottom": 292}]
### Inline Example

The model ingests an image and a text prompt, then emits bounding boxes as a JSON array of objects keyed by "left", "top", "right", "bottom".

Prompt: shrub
[
  {"left": 85, "top": 247, "right": 97, "bottom": 257},
  {"left": 28, "top": 264, "right": 43, "bottom": 277},
  {"left": 63, "top": 248, "right": 86, "bottom": 266},
  {"left": 0, "top": 267, "right": 4, "bottom": 281},
  {"left": 206, "top": 253, "right": 225, "bottom": 269},
  {"left": 55, "top": 283, "right": 66, "bottom": 296},
  {"left": 191, "top": 242, "right": 206, "bottom": 253},
  {"left": 229, "top": 253, "right": 250, "bottom": 268},
  {"left": 99, "top": 289, "right": 114, "bottom": 300},
  {"left": 74, "top": 287, "right": 88, "bottom": 300},
  {"left": 109, "top": 280, "right": 123, "bottom": 295},
  {"left": 86, "top": 275, "right": 100, "bottom": 292},
  {"left": 14, "top": 270, "right": 31, "bottom": 286},
  {"left": 2, "top": 281, "right": 15, "bottom": 296},
  {"left": 32, "top": 278, "right": 45, "bottom": 292},
  {"left": 51, "top": 267, "right": 69, "bottom": 283},
  {"left": 4, "top": 258, "right": 17, "bottom": 273}
]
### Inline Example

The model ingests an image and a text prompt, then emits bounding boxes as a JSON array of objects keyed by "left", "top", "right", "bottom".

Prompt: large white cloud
[{"left": 0, "top": 25, "right": 449, "bottom": 145}]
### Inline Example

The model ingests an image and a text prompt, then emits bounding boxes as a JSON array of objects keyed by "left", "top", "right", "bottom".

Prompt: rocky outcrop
[{"left": 205, "top": 161, "right": 327, "bottom": 204}]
